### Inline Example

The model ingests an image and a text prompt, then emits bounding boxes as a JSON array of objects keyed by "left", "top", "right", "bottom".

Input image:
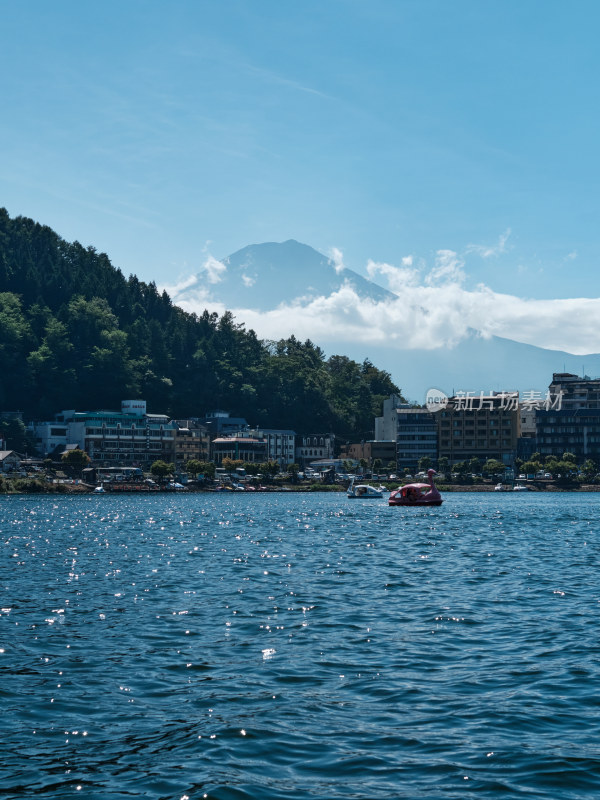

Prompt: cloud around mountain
[{"left": 161, "top": 240, "right": 600, "bottom": 356}]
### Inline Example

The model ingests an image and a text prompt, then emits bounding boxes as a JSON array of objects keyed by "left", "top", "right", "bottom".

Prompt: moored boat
[
  {"left": 347, "top": 477, "right": 385, "bottom": 498},
  {"left": 388, "top": 469, "right": 443, "bottom": 507}
]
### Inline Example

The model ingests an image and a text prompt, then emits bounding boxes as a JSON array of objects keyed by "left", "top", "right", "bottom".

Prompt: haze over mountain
[
  {"left": 165, "top": 239, "right": 600, "bottom": 403},
  {"left": 167, "top": 239, "right": 395, "bottom": 310}
]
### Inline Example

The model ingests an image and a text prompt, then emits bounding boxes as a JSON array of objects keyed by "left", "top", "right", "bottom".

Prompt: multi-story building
[
  {"left": 374, "top": 394, "right": 405, "bottom": 440},
  {"left": 200, "top": 410, "right": 249, "bottom": 436},
  {"left": 396, "top": 408, "right": 438, "bottom": 471},
  {"left": 251, "top": 429, "right": 296, "bottom": 468},
  {"left": 437, "top": 392, "right": 520, "bottom": 466},
  {"left": 28, "top": 420, "right": 69, "bottom": 456},
  {"left": 295, "top": 433, "right": 336, "bottom": 467},
  {"left": 530, "top": 373, "right": 600, "bottom": 461},
  {"left": 344, "top": 440, "right": 397, "bottom": 467},
  {"left": 536, "top": 409, "right": 600, "bottom": 462},
  {"left": 30, "top": 400, "right": 177, "bottom": 466},
  {"left": 517, "top": 404, "right": 537, "bottom": 461},
  {"left": 172, "top": 420, "right": 210, "bottom": 466},
  {"left": 374, "top": 396, "right": 437, "bottom": 471},
  {"left": 548, "top": 373, "right": 600, "bottom": 410},
  {"left": 211, "top": 435, "right": 267, "bottom": 464}
]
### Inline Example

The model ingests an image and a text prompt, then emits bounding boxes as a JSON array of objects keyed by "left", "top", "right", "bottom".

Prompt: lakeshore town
[{"left": 2, "top": 371, "right": 600, "bottom": 491}]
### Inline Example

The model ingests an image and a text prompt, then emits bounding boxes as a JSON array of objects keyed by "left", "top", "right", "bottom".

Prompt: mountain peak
[{"left": 213, "top": 239, "right": 394, "bottom": 309}]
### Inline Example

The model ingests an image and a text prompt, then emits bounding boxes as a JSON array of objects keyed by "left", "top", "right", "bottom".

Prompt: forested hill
[{"left": 0, "top": 208, "right": 401, "bottom": 437}]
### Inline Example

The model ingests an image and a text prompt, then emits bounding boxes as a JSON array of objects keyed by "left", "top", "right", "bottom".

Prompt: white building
[
  {"left": 27, "top": 421, "right": 69, "bottom": 455},
  {"left": 295, "top": 433, "right": 335, "bottom": 466},
  {"left": 252, "top": 429, "right": 296, "bottom": 468},
  {"left": 374, "top": 394, "right": 406, "bottom": 440}
]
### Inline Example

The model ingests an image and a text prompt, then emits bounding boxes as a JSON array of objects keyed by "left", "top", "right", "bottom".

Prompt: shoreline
[{"left": 2, "top": 483, "right": 600, "bottom": 495}]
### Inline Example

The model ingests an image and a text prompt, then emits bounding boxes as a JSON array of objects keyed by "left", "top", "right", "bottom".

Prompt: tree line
[{"left": 0, "top": 209, "right": 401, "bottom": 439}]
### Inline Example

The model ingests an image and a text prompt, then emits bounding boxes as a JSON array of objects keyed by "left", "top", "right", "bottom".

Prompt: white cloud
[
  {"left": 467, "top": 228, "right": 511, "bottom": 258},
  {"left": 425, "top": 250, "right": 466, "bottom": 285},
  {"left": 203, "top": 255, "right": 227, "bottom": 284},
  {"left": 366, "top": 258, "right": 420, "bottom": 291},
  {"left": 242, "top": 274, "right": 255, "bottom": 287},
  {"left": 328, "top": 246, "right": 345, "bottom": 274},
  {"left": 165, "top": 248, "right": 600, "bottom": 356},
  {"left": 159, "top": 273, "right": 199, "bottom": 298}
]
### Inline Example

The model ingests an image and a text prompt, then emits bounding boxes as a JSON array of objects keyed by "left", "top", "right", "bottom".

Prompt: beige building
[
  {"left": 437, "top": 392, "right": 520, "bottom": 466},
  {"left": 211, "top": 436, "right": 267, "bottom": 464},
  {"left": 342, "top": 440, "right": 396, "bottom": 466},
  {"left": 172, "top": 420, "right": 210, "bottom": 466},
  {"left": 295, "top": 434, "right": 335, "bottom": 466}
]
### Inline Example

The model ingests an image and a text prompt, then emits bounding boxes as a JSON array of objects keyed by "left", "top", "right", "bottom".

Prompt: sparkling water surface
[{"left": 2, "top": 491, "right": 600, "bottom": 799}]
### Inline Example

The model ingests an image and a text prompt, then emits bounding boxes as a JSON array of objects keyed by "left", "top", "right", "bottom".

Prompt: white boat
[
  {"left": 93, "top": 484, "right": 106, "bottom": 493},
  {"left": 347, "top": 477, "right": 385, "bottom": 499},
  {"left": 494, "top": 483, "right": 509, "bottom": 491},
  {"left": 513, "top": 482, "right": 529, "bottom": 492}
]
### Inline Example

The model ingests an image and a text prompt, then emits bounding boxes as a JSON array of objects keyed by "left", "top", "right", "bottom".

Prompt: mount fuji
[{"left": 166, "top": 239, "right": 600, "bottom": 403}]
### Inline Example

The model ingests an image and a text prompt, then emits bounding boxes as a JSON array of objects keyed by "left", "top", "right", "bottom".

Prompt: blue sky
[{"left": 2, "top": 1, "right": 600, "bottom": 323}]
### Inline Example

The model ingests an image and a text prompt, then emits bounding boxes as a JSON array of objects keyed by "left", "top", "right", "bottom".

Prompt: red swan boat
[{"left": 388, "top": 468, "right": 443, "bottom": 507}]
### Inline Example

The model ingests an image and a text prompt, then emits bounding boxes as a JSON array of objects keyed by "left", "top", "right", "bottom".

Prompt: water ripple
[{"left": 2, "top": 492, "right": 600, "bottom": 798}]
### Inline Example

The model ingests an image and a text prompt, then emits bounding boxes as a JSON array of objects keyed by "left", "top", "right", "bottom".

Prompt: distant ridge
[
  {"left": 322, "top": 332, "right": 600, "bottom": 403},
  {"left": 171, "top": 238, "right": 600, "bottom": 402}
]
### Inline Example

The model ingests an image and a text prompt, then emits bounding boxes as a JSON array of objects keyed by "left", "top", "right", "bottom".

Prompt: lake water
[{"left": 2, "top": 491, "right": 600, "bottom": 799}]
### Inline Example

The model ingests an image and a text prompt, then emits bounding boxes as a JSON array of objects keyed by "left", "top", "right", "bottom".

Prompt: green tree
[
  {"left": 0, "top": 293, "right": 34, "bottom": 407},
  {"left": 372, "top": 458, "right": 383, "bottom": 475},
  {"left": 482, "top": 459, "right": 506, "bottom": 476},
  {"left": 469, "top": 457, "right": 482, "bottom": 474},
  {"left": 288, "top": 463, "right": 300, "bottom": 483},
  {"left": 438, "top": 456, "right": 449, "bottom": 474},
  {"left": 222, "top": 457, "right": 245, "bottom": 473},
  {"left": 187, "top": 460, "right": 215, "bottom": 481},
  {"left": 61, "top": 448, "right": 90, "bottom": 477},
  {"left": 418, "top": 456, "right": 432, "bottom": 471},
  {"left": 544, "top": 457, "right": 560, "bottom": 476},
  {"left": 264, "top": 460, "right": 280, "bottom": 479},
  {"left": 257, "top": 461, "right": 279, "bottom": 481},
  {"left": 150, "top": 460, "right": 173, "bottom": 481},
  {"left": 452, "top": 461, "right": 470, "bottom": 482},
  {"left": 0, "top": 419, "right": 35, "bottom": 453},
  {"left": 27, "top": 317, "right": 76, "bottom": 415},
  {"left": 0, "top": 207, "right": 406, "bottom": 435},
  {"left": 581, "top": 459, "right": 596, "bottom": 480}
]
